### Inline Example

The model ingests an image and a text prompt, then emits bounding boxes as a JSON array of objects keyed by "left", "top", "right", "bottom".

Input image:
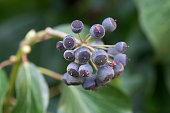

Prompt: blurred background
[{"left": 0, "top": 0, "right": 170, "bottom": 113}]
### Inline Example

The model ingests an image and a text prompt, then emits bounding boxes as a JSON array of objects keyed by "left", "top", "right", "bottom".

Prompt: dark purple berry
[
  {"left": 82, "top": 75, "right": 98, "bottom": 90},
  {"left": 67, "top": 62, "right": 79, "bottom": 77},
  {"left": 92, "top": 49, "right": 108, "bottom": 66},
  {"left": 102, "top": 17, "right": 117, "bottom": 32},
  {"left": 56, "top": 41, "right": 65, "bottom": 51},
  {"left": 90, "top": 24, "right": 105, "bottom": 39},
  {"left": 63, "top": 73, "right": 83, "bottom": 85},
  {"left": 115, "top": 42, "right": 128, "bottom": 53},
  {"left": 96, "top": 65, "right": 114, "bottom": 86},
  {"left": 79, "top": 64, "right": 93, "bottom": 77},
  {"left": 63, "top": 35, "right": 76, "bottom": 49},
  {"left": 71, "top": 20, "right": 84, "bottom": 33},
  {"left": 75, "top": 46, "right": 91, "bottom": 64},
  {"left": 64, "top": 50, "right": 75, "bottom": 61},
  {"left": 114, "top": 53, "right": 128, "bottom": 66},
  {"left": 113, "top": 62, "right": 124, "bottom": 78}
]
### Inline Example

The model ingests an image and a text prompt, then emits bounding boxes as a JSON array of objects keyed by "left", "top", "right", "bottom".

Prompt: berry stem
[
  {"left": 85, "top": 36, "right": 92, "bottom": 42},
  {"left": 90, "top": 44, "right": 115, "bottom": 48},
  {"left": 92, "top": 46, "right": 108, "bottom": 50},
  {"left": 78, "top": 33, "right": 83, "bottom": 43},
  {"left": 83, "top": 34, "right": 90, "bottom": 42},
  {"left": 38, "top": 67, "right": 63, "bottom": 80},
  {"left": 90, "top": 59, "right": 98, "bottom": 71},
  {"left": 85, "top": 46, "right": 95, "bottom": 52},
  {"left": 108, "top": 53, "right": 114, "bottom": 58},
  {"left": 73, "top": 47, "right": 79, "bottom": 52}
]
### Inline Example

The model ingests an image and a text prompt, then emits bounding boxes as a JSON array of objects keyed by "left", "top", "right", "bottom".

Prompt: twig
[
  {"left": 0, "top": 60, "right": 12, "bottom": 69},
  {"left": 38, "top": 67, "right": 63, "bottom": 80},
  {"left": 45, "top": 27, "right": 81, "bottom": 44}
]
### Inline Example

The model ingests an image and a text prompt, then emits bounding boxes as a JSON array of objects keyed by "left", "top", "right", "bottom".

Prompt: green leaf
[
  {"left": 12, "top": 62, "right": 49, "bottom": 113},
  {"left": 133, "top": 0, "right": 170, "bottom": 61},
  {"left": 54, "top": 24, "right": 95, "bottom": 42},
  {"left": 58, "top": 84, "right": 132, "bottom": 113},
  {"left": 0, "top": 69, "right": 8, "bottom": 113}
]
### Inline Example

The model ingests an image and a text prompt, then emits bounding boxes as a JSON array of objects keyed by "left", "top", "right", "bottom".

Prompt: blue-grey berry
[
  {"left": 96, "top": 65, "right": 114, "bottom": 86},
  {"left": 96, "top": 77, "right": 111, "bottom": 86},
  {"left": 79, "top": 64, "right": 93, "bottom": 77},
  {"left": 71, "top": 20, "right": 84, "bottom": 33},
  {"left": 102, "top": 17, "right": 117, "bottom": 32},
  {"left": 90, "top": 24, "right": 105, "bottom": 39},
  {"left": 67, "top": 62, "right": 79, "bottom": 77},
  {"left": 92, "top": 49, "right": 108, "bottom": 66},
  {"left": 90, "top": 40, "right": 104, "bottom": 46},
  {"left": 115, "top": 42, "right": 128, "bottom": 53},
  {"left": 114, "top": 53, "right": 127, "bottom": 66},
  {"left": 63, "top": 35, "right": 76, "bottom": 49},
  {"left": 75, "top": 46, "right": 91, "bottom": 64},
  {"left": 108, "top": 46, "right": 120, "bottom": 56},
  {"left": 82, "top": 75, "right": 98, "bottom": 90},
  {"left": 56, "top": 41, "right": 65, "bottom": 51},
  {"left": 64, "top": 50, "right": 75, "bottom": 61},
  {"left": 63, "top": 73, "right": 83, "bottom": 85},
  {"left": 113, "top": 62, "right": 124, "bottom": 78}
]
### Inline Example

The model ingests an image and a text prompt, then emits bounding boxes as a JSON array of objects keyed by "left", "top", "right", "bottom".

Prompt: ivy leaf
[
  {"left": 12, "top": 62, "right": 49, "bottom": 113},
  {"left": 133, "top": 0, "right": 170, "bottom": 61},
  {"left": 0, "top": 69, "right": 8, "bottom": 113},
  {"left": 57, "top": 84, "right": 132, "bottom": 113}
]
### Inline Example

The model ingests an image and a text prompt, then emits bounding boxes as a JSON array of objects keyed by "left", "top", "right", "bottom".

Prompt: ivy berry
[
  {"left": 67, "top": 62, "right": 79, "bottom": 77},
  {"left": 56, "top": 41, "right": 65, "bottom": 51},
  {"left": 92, "top": 49, "right": 108, "bottom": 66},
  {"left": 79, "top": 64, "right": 93, "bottom": 77},
  {"left": 71, "top": 20, "right": 84, "bottom": 33},
  {"left": 102, "top": 17, "right": 117, "bottom": 32},
  {"left": 63, "top": 35, "right": 76, "bottom": 49},
  {"left": 64, "top": 50, "right": 75, "bottom": 61},
  {"left": 75, "top": 46, "right": 91, "bottom": 64},
  {"left": 90, "top": 24, "right": 105, "bottom": 39}
]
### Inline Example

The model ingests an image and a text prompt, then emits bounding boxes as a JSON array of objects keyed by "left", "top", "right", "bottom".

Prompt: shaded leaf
[
  {"left": 58, "top": 84, "right": 132, "bottom": 113},
  {"left": 12, "top": 62, "right": 49, "bottom": 113},
  {"left": 165, "top": 64, "right": 170, "bottom": 94},
  {"left": 0, "top": 69, "right": 8, "bottom": 113},
  {"left": 133, "top": 0, "right": 170, "bottom": 61}
]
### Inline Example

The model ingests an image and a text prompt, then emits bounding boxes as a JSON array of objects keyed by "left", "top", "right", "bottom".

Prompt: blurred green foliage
[{"left": 0, "top": 0, "right": 170, "bottom": 113}]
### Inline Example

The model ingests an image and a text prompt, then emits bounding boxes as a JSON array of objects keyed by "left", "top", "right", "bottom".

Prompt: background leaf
[
  {"left": 0, "top": 69, "right": 8, "bottom": 113},
  {"left": 133, "top": 0, "right": 170, "bottom": 61},
  {"left": 12, "top": 62, "right": 49, "bottom": 113},
  {"left": 58, "top": 84, "right": 132, "bottom": 113}
]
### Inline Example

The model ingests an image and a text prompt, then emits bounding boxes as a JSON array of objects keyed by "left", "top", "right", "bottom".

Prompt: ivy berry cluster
[{"left": 56, "top": 17, "right": 129, "bottom": 91}]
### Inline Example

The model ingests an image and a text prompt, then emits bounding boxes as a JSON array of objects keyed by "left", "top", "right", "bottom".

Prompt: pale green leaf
[
  {"left": 12, "top": 62, "right": 49, "bottom": 113},
  {"left": 0, "top": 69, "right": 8, "bottom": 113},
  {"left": 58, "top": 84, "right": 132, "bottom": 113}
]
